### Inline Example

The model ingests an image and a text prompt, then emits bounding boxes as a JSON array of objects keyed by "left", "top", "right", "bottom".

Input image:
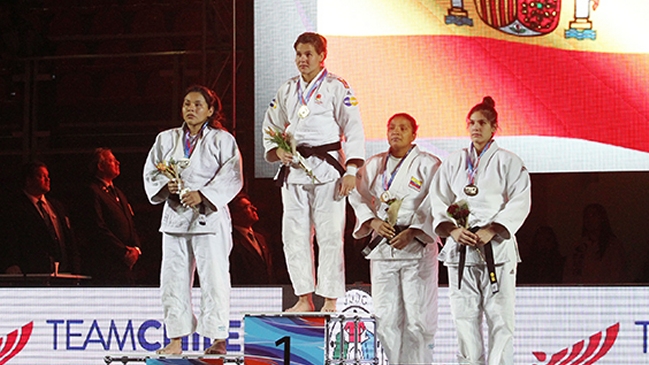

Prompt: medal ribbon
[
  {"left": 466, "top": 140, "right": 493, "bottom": 186},
  {"left": 297, "top": 69, "right": 328, "bottom": 107},
  {"left": 184, "top": 122, "right": 208, "bottom": 158},
  {"left": 382, "top": 145, "right": 415, "bottom": 191}
]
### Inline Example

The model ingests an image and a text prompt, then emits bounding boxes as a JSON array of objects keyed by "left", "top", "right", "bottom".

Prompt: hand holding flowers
[
  {"left": 447, "top": 200, "right": 485, "bottom": 261},
  {"left": 155, "top": 158, "right": 191, "bottom": 196},
  {"left": 265, "top": 126, "right": 320, "bottom": 183}
]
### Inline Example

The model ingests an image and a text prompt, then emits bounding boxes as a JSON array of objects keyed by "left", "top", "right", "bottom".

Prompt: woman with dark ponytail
[
  {"left": 431, "top": 96, "right": 532, "bottom": 365},
  {"left": 143, "top": 85, "right": 243, "bottom": 355}
]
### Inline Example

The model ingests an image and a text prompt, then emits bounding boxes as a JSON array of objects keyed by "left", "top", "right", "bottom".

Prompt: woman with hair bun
[
  {"left": 431, "top": 96, "right": 531, "bottom": 365},
  {"left": 143, "top": 85, "right": 243, "bottom": 355}
]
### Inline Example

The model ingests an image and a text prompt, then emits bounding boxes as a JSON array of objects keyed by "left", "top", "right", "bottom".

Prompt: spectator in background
[
  {"left": 563, "top": 203, "right": 629, "bottom": 284},
  {"left": 77, "top": 148, "right": 141, "bottom": 285},
  {"left": 228, "top": 192, "right": 275, "bottom": 285},
  {"left": 4, "top": 161, "right": 80, "bottom": 275},
  {"left": 519, "top": 226, "right": 564, "bottom": 284}
]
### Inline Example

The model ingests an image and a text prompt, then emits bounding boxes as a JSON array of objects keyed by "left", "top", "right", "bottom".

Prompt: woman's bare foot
[
  {"left": 156, "top": 338, "right": 182, "bottom": 355},
  {"left": 285, "top": 294, "right": 315, "bottom": 312},
  {"left": 320, "top": 297, "right": 338, "bottom": 313},
  {"left": 204, "top": 339, "right": 227, "bottom": 354}
]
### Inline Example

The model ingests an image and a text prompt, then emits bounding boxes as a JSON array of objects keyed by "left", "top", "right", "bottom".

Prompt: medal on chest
[
  {"left": 298, "top": 105, "right": 310, "bottom": 119},
  {"left": 465, "top": 141, "right": 493, "bottom": 197},
  {"left": 464, "top": 184, "right": 478, "bottom": 196},
  {"left": 297, "top": 69, "right": 327, "bottom": 120},
  {"left": 380, "top": 191, "right": 393, "bottom": 203}
]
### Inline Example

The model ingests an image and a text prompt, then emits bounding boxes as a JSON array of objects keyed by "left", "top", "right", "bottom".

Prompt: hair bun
[{"left": 482, "top": 96, "right": 495, "bottom": 108}]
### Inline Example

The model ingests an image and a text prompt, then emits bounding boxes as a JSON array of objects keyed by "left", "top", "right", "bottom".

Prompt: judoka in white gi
[
  {"left": 262, "top": 32, "right": 365, "bottom": 312},
  {"left": 143, "top": 85, "right": 243, "bottom": 355},
  {"left": 431, "top": 97, "right": 531, "bottom": 365},
  {"left": 349, "top": 113, "right": 440, "bottom": 364}
]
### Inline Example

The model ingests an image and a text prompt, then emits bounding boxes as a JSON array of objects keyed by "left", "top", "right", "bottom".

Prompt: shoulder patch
[
  {"left": 343, "top": 95, "right": 359, "bottom": 107},
  {"left": 336, "top": 77, "right": 350, "bottom": 89}
]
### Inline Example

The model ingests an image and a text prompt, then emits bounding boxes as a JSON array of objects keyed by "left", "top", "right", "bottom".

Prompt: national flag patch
[{"left": 408, "top": 176, "right": 422, "bottom": 191}]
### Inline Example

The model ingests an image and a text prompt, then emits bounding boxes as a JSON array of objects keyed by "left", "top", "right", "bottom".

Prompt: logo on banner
[
  {"left": 330, "top": 289, "right": 386, "bottom": 364},
  {"left": 0, "top": 322, "right": 33, "bottom": 365},
  {"left": 532, "top": 322, "right": 619, "bottom": 364}
]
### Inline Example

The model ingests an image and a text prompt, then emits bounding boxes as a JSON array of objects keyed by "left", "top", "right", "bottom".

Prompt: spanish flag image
[{"left": 319, "top": 0, "right": 649, "bottom": 172}]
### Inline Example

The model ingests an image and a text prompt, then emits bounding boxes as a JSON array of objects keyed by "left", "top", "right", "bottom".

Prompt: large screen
[{"left": 254, "top": 0, "right": 649, "bottom": 177}]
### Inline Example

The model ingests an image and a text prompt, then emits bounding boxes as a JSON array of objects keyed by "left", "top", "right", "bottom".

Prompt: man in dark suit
[
  {"left": 4, "top": 161, "right": 80, "bottom": 274},
  {"left": 228, "top": 193, "right": 274, "bottom": 285},
  {"left": 77, "top": 148, "right": 141, "bottom": 285}
]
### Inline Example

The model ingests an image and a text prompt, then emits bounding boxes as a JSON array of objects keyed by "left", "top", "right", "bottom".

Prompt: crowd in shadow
[{"left": 0, "top": 157, "right": 644, "bottom": 287}]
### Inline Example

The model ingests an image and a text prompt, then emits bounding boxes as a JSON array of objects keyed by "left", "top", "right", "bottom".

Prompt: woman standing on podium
[
  {"left": 431, "top": 96, "right": 531, "bottom": 365},
  {"left": 143, "top": 85, "right": 243, "bottom": 355},
  {"left": 349, "top": 113, "right": 441, "bottom": 364}
]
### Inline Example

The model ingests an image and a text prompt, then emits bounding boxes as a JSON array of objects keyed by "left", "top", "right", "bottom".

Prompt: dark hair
[
  {"left": 21, "top": 161, "right": 47, "bottom": 185},
  {"left": 228, "top": 192, "right": 251, "bottom": 212},
  {"left": 184, "top": 84, "right": 225, "bottom": 130},
  {"left": 89, "top": 147, "right": 111, "bottom": 175},
  {"left": 387, "top": 112, "right": 419, "bottom": 134},
  {"left": 294, "top": 32, "right": 327, "bottom": 60},
  {"left": 467, "top": 96, "right": 498, "bottom": 129},
  {"left": 581, "top": 203, "right": 616, "bottom": 259}
]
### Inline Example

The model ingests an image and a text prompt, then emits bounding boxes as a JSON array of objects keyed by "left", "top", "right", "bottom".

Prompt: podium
[
  {"left": 103, "top": 355, "right": 244, "bottom": 364},
  {"left": 244, "top": 313, "right": 381, "bottom": 365}
]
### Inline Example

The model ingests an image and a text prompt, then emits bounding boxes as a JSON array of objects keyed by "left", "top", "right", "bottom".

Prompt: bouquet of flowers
[
  {"left": 264, "top": 126, "right": 320, "bottom": 183},
  {"left": 155, "top": 158, "right": 189, "bottom": 182},
  {"left": 156, "top": 158, "right": 190, "bottom": 193},
  {"left": 446, "top": 200, "right": 470, "bottom": 229},
  {"left": 381, "top": 193, "right": 403, "bottom": 227},
  {"left": 447, "top": 200, "right": 485, "bottom": 261}
]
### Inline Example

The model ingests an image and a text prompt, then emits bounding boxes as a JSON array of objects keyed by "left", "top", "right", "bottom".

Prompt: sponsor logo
[
  {"left": 343, "top": 96, "right": 358, "bottom": 107},
  {"left": 532, "top": 322, "right": 619, "bottom": 364},
  {"left": 0, "top": 322, "right": 33, "bottom": 365}
]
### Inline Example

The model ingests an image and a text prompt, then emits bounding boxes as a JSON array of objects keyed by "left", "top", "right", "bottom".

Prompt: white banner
[{"left": 0, "top": 286, "right": 648, "bottom": 364}]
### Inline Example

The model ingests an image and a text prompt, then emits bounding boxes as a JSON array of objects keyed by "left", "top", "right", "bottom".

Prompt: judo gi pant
[
  {"left": 447, "top": 261, "right": 517, "bottom": 365},
  {"left": 371, "top": 252, "right": 438, "bottom": 365},
  {"left": 160, "top": 232, "right": 231, "bottom": 340},
  {"left": 281, "top": 182, "right": 346, "bottom": 298}
]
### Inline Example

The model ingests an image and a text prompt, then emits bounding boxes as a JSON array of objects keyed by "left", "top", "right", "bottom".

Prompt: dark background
[{"left": 1, "top": 0, "right": 647, "bottom": 286}]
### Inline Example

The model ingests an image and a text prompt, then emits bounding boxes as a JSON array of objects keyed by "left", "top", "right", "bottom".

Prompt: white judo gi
[
  {"left": 349, "top": 145, "right": 440, "bottom": 364},
  {"left": 431, "top": 141, "right": 531, "bottom": 365},
  {"left": 143, "top": 124, "right": 243, "bottom": 340},
  {"left": 263, "top": 68, "right": 365, "bottom": 299}
]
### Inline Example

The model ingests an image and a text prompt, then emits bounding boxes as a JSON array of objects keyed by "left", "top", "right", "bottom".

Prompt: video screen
[{"left": 254, "top": 0, "right": 649, "bottom": 177}]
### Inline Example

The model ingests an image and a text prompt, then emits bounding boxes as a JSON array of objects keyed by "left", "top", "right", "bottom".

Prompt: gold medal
[
  {"left": 298, "top": 105, "right": 310, "bottom": 119},
  {"left": 380, "top": 191, "right": 393, "bottom": 203}
]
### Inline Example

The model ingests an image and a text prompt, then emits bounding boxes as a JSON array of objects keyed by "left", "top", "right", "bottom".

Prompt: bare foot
[
  {"left": 320, "top": 297, "right": 338, "bottom": 313},
  {"left": 156, "top": 338, "right": 182, "bottom": 355},
  {"left": 285, "top": 294, "right": 315, "bottom": 312},
  {"left": 204, "top": 339, "right": 227, "bottom": 354}
]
